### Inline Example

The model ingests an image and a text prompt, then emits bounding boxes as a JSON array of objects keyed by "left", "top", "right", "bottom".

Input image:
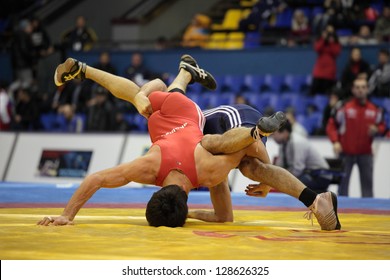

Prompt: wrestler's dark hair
[{"left": 145, "top": 185, "right": 188, "bottom": 227}]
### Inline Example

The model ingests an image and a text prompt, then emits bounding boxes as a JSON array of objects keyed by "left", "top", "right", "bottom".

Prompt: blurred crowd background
[{"left": 0, "top": 0, "right": 389, "bottom": 136}]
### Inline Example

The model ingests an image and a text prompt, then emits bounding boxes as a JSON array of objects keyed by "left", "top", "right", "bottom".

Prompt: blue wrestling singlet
[{"left": 203, "top": 104, "right": 267, "bottom": 144}]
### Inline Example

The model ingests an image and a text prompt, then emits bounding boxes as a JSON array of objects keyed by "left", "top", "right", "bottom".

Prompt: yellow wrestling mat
[{"left": 0, "top": 208, "right": 389, "bottom": 260}]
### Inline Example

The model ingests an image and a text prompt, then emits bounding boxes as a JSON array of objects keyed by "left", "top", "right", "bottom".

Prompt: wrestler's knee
[{"left": 238, "top": 156, "right": 266, "bottom": 177}]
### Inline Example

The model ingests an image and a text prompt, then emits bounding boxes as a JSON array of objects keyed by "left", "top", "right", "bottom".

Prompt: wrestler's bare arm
[
  {"left": 37, "top": 148, "right": 161, "bottom": 226},
  {"left": 188, "top": 178, "right": 233, "bottom": 223},
  {"left": 191, "top": 141, "right": 271, "bottom": 223}
]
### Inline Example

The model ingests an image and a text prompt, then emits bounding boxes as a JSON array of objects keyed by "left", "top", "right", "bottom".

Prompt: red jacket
[
  {"left": 312, "top": 38, "right": 341, "bottom": 80},
  {"left": 326, "top": 98, "right": 386, "bottom": 155}
]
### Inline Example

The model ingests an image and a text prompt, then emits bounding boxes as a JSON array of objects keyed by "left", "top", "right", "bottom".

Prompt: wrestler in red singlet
[{"left": 147, "top": 91, "right": 205, "bottom": 187}]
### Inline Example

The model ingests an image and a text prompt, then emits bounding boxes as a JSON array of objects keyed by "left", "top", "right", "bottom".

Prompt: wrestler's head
[{"left": 145, "top": 185, "right": 188, "bottom": 227}]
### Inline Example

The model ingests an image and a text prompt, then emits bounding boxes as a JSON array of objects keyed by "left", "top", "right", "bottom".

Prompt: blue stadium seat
[
  {"left": 301, "top": 112, "right": 323, "bottom": 135},
  {"left": 187, "top": 93, "right": 207, "bottom": 110},
  {"left": 385, "top": 110, "right": 390, "bottom": 130},
  {"left": 281, "top": 74, "right": 307, "bottom": 93},
  {"left": 213, "top": 75, "right": 226, "bottom": 93},
  {"left": 282, "top": 93, "right": 308, "bottom": 115},
  {"left": 244, "top": 32, "right": 261, "bottom": 48},
  {"left": 203, "top": 92, "right": 235, "bottom": 108},
  {"left": 259, "top": 92, "right": 283, "bottom": 111},
  {"left": 371, "top": 3, "right": 383, "bottom": 16},
  {"left": 310, "top": 94, "right": 329, "bottom": 113},
  {"left": 301, "top": 74, "right": 312, "bottom": 94},
  {"left": 187, "top": 81, "right": 203, "bottom": 94},
  {"left": 223, "top": 75, "right": 245, "bottom": 93},
  {"left": 370, "top": 97, "right": 383, "bottom": 107},
  {"left": 336, "top": 28, "right": 353, "bottom": 37},
  {"left": 300, "top": 7, "right": 311, "bottom": 19},
  {"left": 242, "top": 92, "right": 261, "bottom": 111},
  {"left": 383, "top": 98, "right": 390, "bottom": 113},
  {"left": 242, "top": 74, "right": 264, "bottom": 93},
  {"left": 311, "top": 6, "right": 324, "bottom": 19},
  {"left": 275, "top": 8, "right": 293, "bottom": 28},
  {"left": 262, "top": 74, "right": 283, "bottom": 93},
  {"left": 40, "top": 113, "right": 57, "bottom": 131},
  {"left": 132, "top": 114, "right": 148, "bottom": 132},
  {"left": 123, "top": 114, "right": 134, "bottom": 125}
]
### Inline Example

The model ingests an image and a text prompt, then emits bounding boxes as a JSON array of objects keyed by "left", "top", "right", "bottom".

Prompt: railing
[{"left": 112, "top": 0, "right": 178, "bottom": 24}]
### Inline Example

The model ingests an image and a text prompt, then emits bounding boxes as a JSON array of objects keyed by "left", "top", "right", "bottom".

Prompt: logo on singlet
[{"left": 162, "top": 122, "right": 188, "bottom": 137}]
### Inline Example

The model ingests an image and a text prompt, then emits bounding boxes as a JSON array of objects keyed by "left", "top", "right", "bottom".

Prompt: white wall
[
  {"left": 5, "top": 133, "right": 125, "bottom": 184},
  {"left": 0, "top": 132, "right": 16, "bottom": 180},
  {"left": 1, "top": 132, "right": 389, "bottom": 198}
]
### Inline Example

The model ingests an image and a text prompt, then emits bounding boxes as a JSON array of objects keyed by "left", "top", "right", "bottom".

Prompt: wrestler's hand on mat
[
  {"left": 245, "top": 183, "right": 271, "bottom": 198},
  {"left": 37, "top": 215, "right": 74, "bottom": 226},
  {"left": 134, "top": 93, "right": 153, "bottom": 119}
]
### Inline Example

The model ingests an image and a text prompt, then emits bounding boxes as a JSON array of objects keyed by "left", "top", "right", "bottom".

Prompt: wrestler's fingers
[
  {"left": 245, "top": 184, "right": 261, "bottom": 190},
  {"left": 145, "top": 106, "right": 153, "bottom": 118},
  {"left": 141, "top": 111, "right": 150, "bottom": 119},
  {"left": 245, "top": 192, "right": 262, "bottom": 197},
  {"left": 37, "top": 217, "right": 51, "bottom": 226}
]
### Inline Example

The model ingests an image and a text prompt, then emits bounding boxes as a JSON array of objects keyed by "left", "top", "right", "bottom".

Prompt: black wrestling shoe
[
  {"left": 256, "top": 111, "right": 287, "bottom": 136},
  {"left": 179, "top": 54, "right": 217, "bottom": 91},
  {"left": 54, "top": 58, "right": 86, "bottom": 86}
]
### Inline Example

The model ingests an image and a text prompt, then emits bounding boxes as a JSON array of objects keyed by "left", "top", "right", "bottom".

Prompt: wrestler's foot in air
[
  {"left": 54, "top": 58, "right": 86, "bottom": 86},
  {"left": 179, "top": 54, "right": 217, "bottom": 91},
  {"left": 305, "top": 191, "right": 341, "bottom": 231},
  {"left": 256, "top": 111, "right": 286, "bottom": 137}
]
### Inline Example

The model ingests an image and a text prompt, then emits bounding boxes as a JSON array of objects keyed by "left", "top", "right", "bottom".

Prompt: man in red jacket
[
  {"left": 310, "top": 24, "right": 341, "bottom": 95},
  {"left": 326, "top": 78, "right": 386, "bottom": 197}
]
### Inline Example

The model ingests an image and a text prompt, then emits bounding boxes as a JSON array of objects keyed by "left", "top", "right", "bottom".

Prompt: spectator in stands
[
  {"left": 124, "top": 52, "right": 154, "bottom": 86},
  {"left": 313, "top": 0, "right": 340, "bottom": 35},
  {"left": 239, "top": 0, "right": 287, "bottom": 32},
  {"left": 310, "top": 24, "right": 341, "bottom": 95},
  {"left": 326, "top": 78, "right": 387, "bottom": 197},
  {"left": 374, "top": 5, "right": 390, "bottom": 43},
  {"left": 0, "top": 82, "right": 12, "bottom": 131},
  {"left": 54, "top": 104, "right": 84, "bottom": 133},
  {"left": 155, "top": 36, "right": 169, "bottom": 50},
  {"left": 111, "top": 111, "right": 131, "bottom": 132},
  {"left": 30, "top": 17, "right": 54, "bottom": 74},
  {"left": 85, "top": 86, "right": 113, "bottom": 131},
  {"left": 11, "top": 87, "right": 39, "bottom": 131},
  {"left": 368, "top": 48, "right": 390, "bottom": 97},
  {"left": 289, "top": 9, "right": 311, "bottom": 46},
  {"left": 348, "top": 25, "right": 378, "bottom": 45},
  {"left": 273, "top": 120, "right": 331, "bottom": 193},
  {"left": 234, "top": 94, "right": 253, "bottom": 107},
  {"left": 8, "top": 19, "right": 34, "bottom": 96},
  {"left": 54, "top": 79, "right": 92, "bottom": 114},
  {"left": 320, "top": 87, "right": 342, "bottom": 135},
  {"left": 93, "top": 51, "right": 117, "bottom": 75},
  {"left": 340, "top": 47, "right": 371, "bottom": 99},
  {"left": 285, "top": 107, "right": 308, "bottom": 137},
  {"left": 61, "top": 15, "right": 97, "bottom": 52},
  {"left": 314, "top": 0, "right": 360, "bottom": 37},
  {"left": 91, "top": 51, "right": 119, "bottom": 105},
  {"left": 181, "top": 14, "right": 211, "bottom": 48}
]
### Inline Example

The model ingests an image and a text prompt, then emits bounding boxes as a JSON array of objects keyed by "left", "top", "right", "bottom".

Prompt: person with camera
[{"left": 310, "top": 24, "right": 342, "bottom": 96}]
